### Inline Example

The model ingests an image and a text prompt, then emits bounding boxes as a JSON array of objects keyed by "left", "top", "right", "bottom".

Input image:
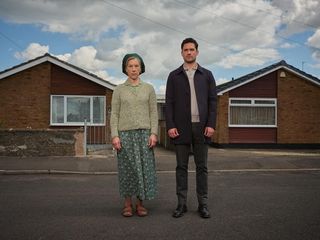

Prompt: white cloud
[
  {"left": 218, "top": 48, "right": 281, "bottom": 69},
  {"left": 158, "top": 85, "right": 166, "bottom": 94},
  {"left": 311, "top": 63, "right": 320, "bottom": 70},
  {"left": 14, "top": 43, "right": 49, "bottom": 60},
  {"left": 2, "top": 0, "right": 319, "bottom": 92},
  {"left": 307, "top": 30, "right": 320, "bottom": 62},
  {"left": 308, "top": 30, "right": 320, "bottom": 49},
  {"left": 15, "top": 43, "right": 122, "bottom": 84},
  {"left": 272, "top": 0, "right": 320, "bottom": 35},
  {"left": 280, "top": 43, "right": 297, "bottom": 49},
  {"left": 94, "top": 71, "right": 124, "bottom": 85},
  {"left": 56, "top": 45, "right": 123, "bottom": 84},
  {"left": 216, "top": 78, "right": 231, "bottom": 86},
  {"left": 0, "top": 0, "right": 127, "bottom": 41},
  {"left": 311, "top": 52, "right": 320, "bottom": 62},
  {"left": 68, "top": 46, "right": 108, "bottom": 71},
  {"left": 55, "top": 53, "right": 71, "bottom": 62}
]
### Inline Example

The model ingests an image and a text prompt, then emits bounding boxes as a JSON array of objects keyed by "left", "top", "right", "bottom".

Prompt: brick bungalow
[
  {"left": 213, "top": 60, "right": 320, "bottom": 147},
  {"left": 0, "top": 53, "right": 115, "bottom": 156}
]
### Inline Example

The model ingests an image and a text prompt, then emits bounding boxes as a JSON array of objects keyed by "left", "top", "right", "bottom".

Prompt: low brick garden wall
[{"left": 0, "top": 129, "right": 84, "bottom": 156}]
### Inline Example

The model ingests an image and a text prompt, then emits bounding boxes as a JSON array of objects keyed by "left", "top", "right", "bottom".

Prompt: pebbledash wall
[{"left": 0, "top": 129, "right": 84, "bottom": 156}]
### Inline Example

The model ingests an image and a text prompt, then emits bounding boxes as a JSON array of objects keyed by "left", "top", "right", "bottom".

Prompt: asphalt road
[{"left": 1, "top": 171, "right": 320, "bottom": 240}]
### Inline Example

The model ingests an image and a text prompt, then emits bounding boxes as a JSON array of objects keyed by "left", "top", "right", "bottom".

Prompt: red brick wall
[
  {"left": 229, "top": 128, "right": 277, "bottom": 143},
  {"left": 277, "top": 70, "right": 320, "bottom": 143},
  {"left": 51, "top": 65, "right": 106, "bottom": 95},
  {"left": 230, "top": 71, "right": 277, "bottom": 98},
  {"left": 0, "top": 63, "right": 51, "bottom": 129},
  {"left": 0, "top": 62, "right": 114, "bottom": 143}
]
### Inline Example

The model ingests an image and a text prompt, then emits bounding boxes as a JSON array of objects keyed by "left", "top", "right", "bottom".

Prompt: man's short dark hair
[{"left": 181, "top": 38, "right": 198, "bottom": 50}]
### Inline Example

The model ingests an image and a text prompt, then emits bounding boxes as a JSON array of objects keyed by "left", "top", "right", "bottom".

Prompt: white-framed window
[
  {"left": 229, "top": 98, "right": 277, "bottom": 127},
  {"left": 50, "top": 95, "right": 106, "bottom": 126}
]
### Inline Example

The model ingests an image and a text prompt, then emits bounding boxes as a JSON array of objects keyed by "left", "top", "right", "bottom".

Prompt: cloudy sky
[{"left": 1, "top": 0, "right": 320, "bottom": 93}]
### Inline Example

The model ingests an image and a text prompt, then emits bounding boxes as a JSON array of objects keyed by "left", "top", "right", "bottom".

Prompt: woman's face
[{"left": 126, "top": 58, "right": 141, "bottom": 80}]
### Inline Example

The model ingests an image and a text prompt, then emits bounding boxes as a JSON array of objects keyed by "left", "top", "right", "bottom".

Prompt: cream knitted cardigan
[{"left": 110, "top": 80, "right": 158, "bottom": 138}]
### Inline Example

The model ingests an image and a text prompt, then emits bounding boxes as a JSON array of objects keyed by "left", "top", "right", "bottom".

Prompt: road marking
[
  {"left": 1, "top": 168, "right": 320, "bottom": 175},
  {"left": 208, "top": 168, "right": 320, "bottom": 173},
  {"left": 159, "top": 168, "right": 320, "bottom": 174}
]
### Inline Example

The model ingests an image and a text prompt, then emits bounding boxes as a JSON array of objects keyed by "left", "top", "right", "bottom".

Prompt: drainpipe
[{"left": 84, "top": 119, "right": 87, "bottom": 156}]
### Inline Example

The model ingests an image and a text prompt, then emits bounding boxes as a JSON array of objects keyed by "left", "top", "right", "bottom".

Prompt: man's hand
[
  {"left": 168, "top": 128, "right": 179, "bottom": 138},
  {"left": 204, "top": 127, "right": 215, "bottom": 137},
  {"left": 112, "top": 137, "right": 121, "bottom": 151}
]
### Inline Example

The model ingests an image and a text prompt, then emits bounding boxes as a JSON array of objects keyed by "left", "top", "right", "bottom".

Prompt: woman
[{"left": 110, "top": 53, "right": 158, "bottom": 217}]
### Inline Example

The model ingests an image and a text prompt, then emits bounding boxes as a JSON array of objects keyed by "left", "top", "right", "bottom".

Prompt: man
[{"left": 165, "top": 38, "right": 217, "bottom": 218}]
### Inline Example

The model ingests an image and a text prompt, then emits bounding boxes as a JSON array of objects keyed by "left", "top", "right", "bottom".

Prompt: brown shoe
[
  {"left": 122, "top": 205, "right": 133, "bottom": 217},
  {"left": 136, "top": 204, "right": 148, "bottom": 217}
]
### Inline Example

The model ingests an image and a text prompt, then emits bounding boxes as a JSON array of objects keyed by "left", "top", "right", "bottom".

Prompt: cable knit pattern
[{"left": 110, "top": 80, "right": 158, "bottom": 138}]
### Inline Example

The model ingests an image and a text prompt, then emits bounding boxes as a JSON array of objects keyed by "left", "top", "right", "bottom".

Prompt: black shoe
[
  {"left": 172, "top": 204, "right": 187, "bottom": 218},
  {"left": 198, "top": 205, "right": 211, "bottom": 218}
]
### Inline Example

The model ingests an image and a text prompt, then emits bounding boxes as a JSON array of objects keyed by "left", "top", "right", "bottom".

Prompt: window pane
[
  {"left": 93, "top": 97, "right": 105, "bottom": 123},
  {"left": 230, "top": 99, "right": 251, "bottom": 104},
  {"left": 230, "top": 106, "right": 275, "bottom": 125},
  {"left": 67, "top": 97, "right": 90, "bottom": 122},
  {"left": 52, "top": 96, "right": 64, "bottom": 123},
  {"left": 254, "top": 100, "right": 275, "bottom": 105}
]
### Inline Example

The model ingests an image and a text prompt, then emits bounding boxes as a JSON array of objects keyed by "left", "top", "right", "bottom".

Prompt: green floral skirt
[{"left": 117, "top": 129, "right": 157, "bottom": 200}]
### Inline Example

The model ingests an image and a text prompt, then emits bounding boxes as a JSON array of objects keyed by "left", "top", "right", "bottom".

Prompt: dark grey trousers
[{"left": 175, "top": 123, "right": 208, "bottom": 206}]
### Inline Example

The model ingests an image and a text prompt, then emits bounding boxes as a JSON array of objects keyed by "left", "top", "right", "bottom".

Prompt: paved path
[{"left": 0, "top": 146, "right": 320, "bottom": 174}]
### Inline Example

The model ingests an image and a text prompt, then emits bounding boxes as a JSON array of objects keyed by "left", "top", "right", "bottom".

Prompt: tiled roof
[
  {"left": 217, "top": 60, "right": 320, "bottom": 95},
  {"left": 0, "top": 54, "right": 46, "bottom": 75},
  {"left": 0, "top": 53, "right": 116, "bottom": 89}
]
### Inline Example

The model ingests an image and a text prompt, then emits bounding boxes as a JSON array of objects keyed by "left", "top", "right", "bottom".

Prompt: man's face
[{"left": 181, "top": 42, "right": 198, "bottom": 64}]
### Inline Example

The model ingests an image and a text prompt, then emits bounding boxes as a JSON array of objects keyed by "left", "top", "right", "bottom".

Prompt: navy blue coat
[{"left": 165, "top": 64, "right": 217, "bottom": 144}]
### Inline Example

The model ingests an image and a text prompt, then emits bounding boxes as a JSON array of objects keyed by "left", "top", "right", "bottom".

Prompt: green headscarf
[{"left": 122, "top": 53, "right": 145, "bottom": 75}]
